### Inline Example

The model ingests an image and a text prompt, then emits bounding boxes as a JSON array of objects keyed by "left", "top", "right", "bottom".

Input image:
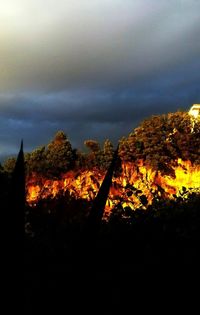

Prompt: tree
[
  {"left": 84, "top": 139, "right": 101, "bottom": 168},
  {"left": 84, "top": 140, "right": 100, "bottom": 153},
  {"left": 103, "top": 139, "right": 114, "bottom": 169},
  {"left": 119, "top": 111, "right": 200, "bottom": 171},
  {"left": 73, "top": 149, "right": 86, "bottom": 169},
  {"left": 0, "top": 162, "right": 9, "bottom": 205},
  {"left": 3, "top": 157, "right": 16, "bottom": 174},
  {"left": 46, "top": 131, "right": 74, "bottom": 176},
  {"left": 26, "top": 146, "right": 47, "bottom": 175},
  {"left": 0, "top": 163, "right": 4, "bottom": 173}
]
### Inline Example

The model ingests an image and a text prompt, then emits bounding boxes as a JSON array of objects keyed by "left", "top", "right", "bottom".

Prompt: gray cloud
[
  {"left": 0, "top": 59, "right": 199, "bottom": 160},
  {"left": 1, "top": 0, "right": 200, "bottom": 91}
]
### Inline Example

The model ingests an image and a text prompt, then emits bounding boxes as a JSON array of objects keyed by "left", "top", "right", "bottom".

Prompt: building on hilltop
[{"left": 189, "top": 104, "right": 200, "bottom": 119}]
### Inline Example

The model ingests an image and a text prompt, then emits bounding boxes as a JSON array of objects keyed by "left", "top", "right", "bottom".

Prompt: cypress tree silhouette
[
  {"left": 74, "top": 146, "right": 120, "bottom": 262},
  {"left": 11, "top": 140, "right": 25, "bottom": 246},
  {"left": 74, "top": 146, "right": 120, "bottom": 263},
  {"left": 85, "top": 145, "right": 119, "bottom": 235}
]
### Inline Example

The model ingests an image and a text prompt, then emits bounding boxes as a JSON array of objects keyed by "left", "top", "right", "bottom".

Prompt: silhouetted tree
[
  {"left": 0, "top": 163, "right": 9, "bottom": 209},
  {"left": 86, "top": 146, "right": 119, "bottom": 234},
  {"left": 10, "top": 140, "right": 25, "bottom": 252}
]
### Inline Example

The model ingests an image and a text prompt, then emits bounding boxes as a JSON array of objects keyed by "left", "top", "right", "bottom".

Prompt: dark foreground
[{"left": 24, "top": 193, "right": 200, "bottom": 314}]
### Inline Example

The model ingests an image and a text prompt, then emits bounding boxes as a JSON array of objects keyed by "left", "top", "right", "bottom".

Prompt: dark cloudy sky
[{"left": 0, "top": 0, "right": 199, "bottom": 160}]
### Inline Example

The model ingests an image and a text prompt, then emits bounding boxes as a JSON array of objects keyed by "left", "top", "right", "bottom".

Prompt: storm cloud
[{"left": 0, "top": 0, "right": 200, "bottom": 159}]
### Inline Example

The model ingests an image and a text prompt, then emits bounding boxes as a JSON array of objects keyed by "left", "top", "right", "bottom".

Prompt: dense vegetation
[
  {"left": 119, "top": 111, "right": 200, "bottom": 172},
  {"left": 0, "top": 111, "right": 199, "bottom": 265}
]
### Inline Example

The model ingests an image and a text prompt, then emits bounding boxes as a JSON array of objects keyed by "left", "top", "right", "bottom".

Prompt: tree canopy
[
  {"left": 119, "top": 111, "right": 200, "bottom": 172},
  {"left": 2, "top": 111, "right": 200, "bottom": 177}
]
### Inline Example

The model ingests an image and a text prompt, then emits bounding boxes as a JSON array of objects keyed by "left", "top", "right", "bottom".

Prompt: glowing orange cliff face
[{"left": 26, "top": 159, "right": 200, "bottom": 213}]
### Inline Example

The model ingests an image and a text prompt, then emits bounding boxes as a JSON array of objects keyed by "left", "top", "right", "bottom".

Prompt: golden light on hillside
[
  {"left": 27, "top": 158, "right": 200, "bottom": 215},
  {"left": 25, "top": 110, "right": 200, "bottom": 217}
]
